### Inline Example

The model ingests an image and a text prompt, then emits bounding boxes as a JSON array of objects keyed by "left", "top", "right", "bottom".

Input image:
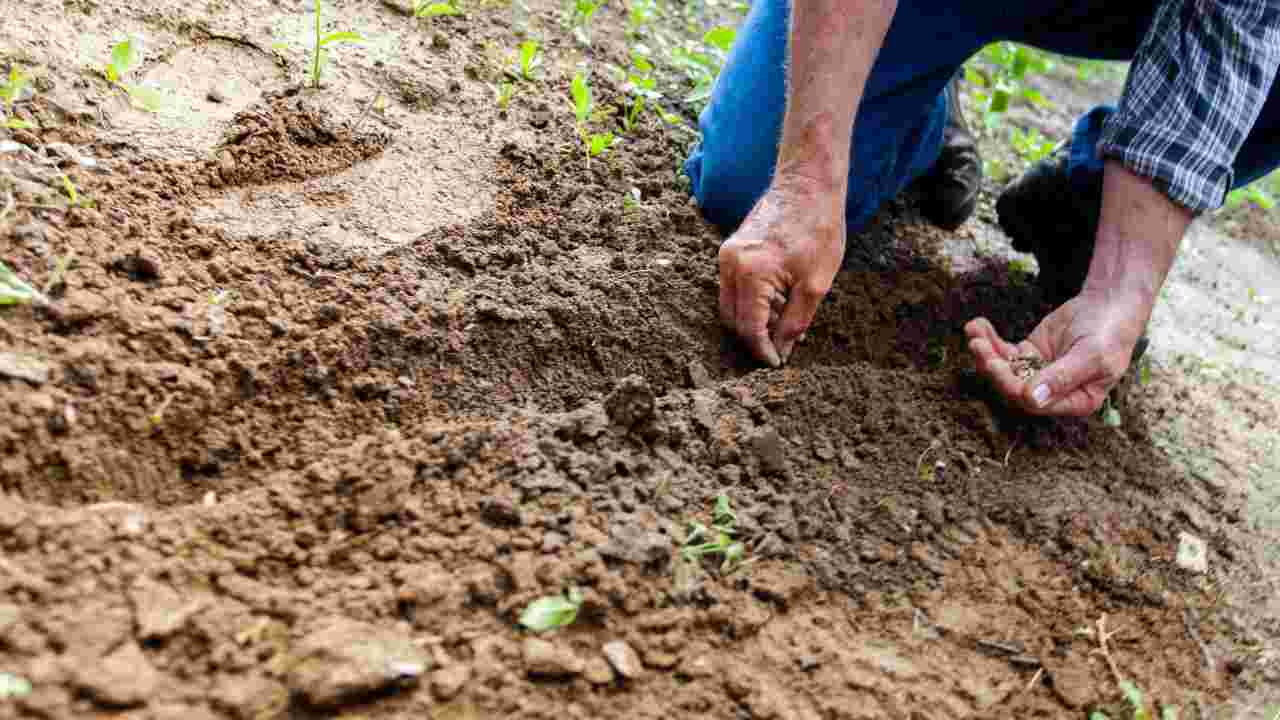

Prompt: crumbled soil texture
[{"left": 2, "top": 1, "right": 1279, "bottom": 719}]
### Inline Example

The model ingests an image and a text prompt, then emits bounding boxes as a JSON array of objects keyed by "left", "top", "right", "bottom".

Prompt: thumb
[{"left": 1026, "top": 345, "right": 1106, "bottom": 416}]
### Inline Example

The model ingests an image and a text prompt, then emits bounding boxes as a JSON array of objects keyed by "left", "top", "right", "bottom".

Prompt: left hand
[{"left": 965, "top": 287, "right": 1153, "bottom": 416}]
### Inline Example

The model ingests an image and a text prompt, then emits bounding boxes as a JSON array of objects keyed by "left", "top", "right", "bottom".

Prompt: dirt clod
[
  {"left": 287, "top": 618, "right": 433, "bottom": 708},
  {"left": 522, "top": 637, "right": 584, "bottom": 678}
]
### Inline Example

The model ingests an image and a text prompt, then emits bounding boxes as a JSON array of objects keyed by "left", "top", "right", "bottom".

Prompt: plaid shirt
[{"left": 1098, "top": 0, "right": 1280, "bottom": 212}]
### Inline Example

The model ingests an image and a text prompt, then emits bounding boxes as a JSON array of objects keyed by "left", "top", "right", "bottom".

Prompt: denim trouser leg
[
  {"left": 684, "top": 0, "right": 993, "bottom": 234},
  {"left": 685, "top": 0, "right": 1280, "bottom": 237}
]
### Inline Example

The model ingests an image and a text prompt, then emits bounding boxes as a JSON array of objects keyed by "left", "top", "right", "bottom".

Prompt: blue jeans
[{"left": 685, "top": 0, "right": 1280, "bottom": 234}]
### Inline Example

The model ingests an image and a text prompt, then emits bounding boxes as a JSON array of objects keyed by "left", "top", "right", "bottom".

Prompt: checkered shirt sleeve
[{"left": 1098, "top": 0, "right": 1280, "bottom": 213}]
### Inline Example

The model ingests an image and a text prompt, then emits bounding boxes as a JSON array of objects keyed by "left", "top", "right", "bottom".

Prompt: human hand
[
  {"left": 718, "top": 177, "right": 846, "bottom": 367},
  {"left": 965, "top": 287, "right": 1153, "bottom": 416}
]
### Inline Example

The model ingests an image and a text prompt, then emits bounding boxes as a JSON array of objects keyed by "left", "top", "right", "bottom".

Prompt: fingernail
[
  {"left": 765, "top": 348, "right": 781, "bottom": 368},
  {"left": 1032, "top": 383, "right": 1051, "bottom": 407}
]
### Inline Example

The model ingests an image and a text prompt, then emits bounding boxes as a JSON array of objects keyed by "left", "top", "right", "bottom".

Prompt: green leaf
[
  {"left": 519, "top": 40, "right": 541, "bottom": 78},
  {"left": 588, "top": 132, "right": 616, "bottom": 157},
  {"left": 1088, "top": 714, "right": 1111, "bottom": 720},
  {"left": 1021, "top": 87, "right": 1050, "bottom": 107},
  {"left": 415, "top": 1, "right": 461, "bottom": 16},
  {"left": 518, "top": 590, "right": 582, "bottom": 632},
  {"left": 1160, "top": 706, "right": 1180, "bottom": 720},
  {"left": 59, "top": 174, "right": 79, "bottom": 205},
  {"left": 963, "top": 66, "right": 987, "bottom": 88},
  {"left": 3, "top": 118, "right": 34, "bottom": 129},
  {"left": 570, "top": 71, "right": 591, "bottom": 124},
  {"left": 1102, "top": 405, "right": 1122, "bottom": 428},
  {"left": 713, "top": 493, "right": 736, "bottom": 528},
  {"left": 124, "top": 84, "right": 163, "bottom": 112},
  {"left": 703, "top": 25, "right": 736, "bottom": 53},
  {"left": 721, "top": 541, "right": 744, "bottom": 572},
  {"left": 0, "top": 672, "right": 33, "bottom": 699},
  {"left": 987, "top": 88, "right": 1010, "bottom": 114},
  {"left": 111, "top": 39, "right": 137, "bottom": 77},
  {"left": 318, "top": 31, "right": 362, "bottom": 47},
  {"left": 1011, "top": 46, "right": 1030, "bottom": 80}
]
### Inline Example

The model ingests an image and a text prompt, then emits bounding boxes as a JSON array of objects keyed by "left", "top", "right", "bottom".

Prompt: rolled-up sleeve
[{"left": 1097, "top": 0, "right": 1280, "bottom": 213}]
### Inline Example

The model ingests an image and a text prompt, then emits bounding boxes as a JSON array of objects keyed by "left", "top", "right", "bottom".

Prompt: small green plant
[
  {"left": 621, "top": 50, "right": 660, "bottom": 132},
  {"left": 103, "top": 39, "right": 163, "bottom": 112},
  {"left": 681, "top": 493, "right": 747, "bottom": 573},
  {"left": 964, "top": 42, "right": 1052, "bottom": 127},
  {"left": 517, "top": 39, "right": 542, "bottom": 80},
  {"left": 1225, "top": 183, "right": 1275, "bottom": 211},
  {"left": 1008, "top": 256, "right": 1034, "bottom": 287},
  {"left": 307, "top": 0, "right": 362, "bottom": 89},
  {"left": 0, "top": 261, "right": 50, "bottom": 307},
  {"left": 571, "top": 0, "right": 600, "bottom": 46},
  {"left": 1010, "top": 126, "right": 1059, "bottom": 165},
  {"left": 627, "top": 0, "right": 656, "bottom": 35},
  {"left": 58, "top": 173, "right": 93, "bottom": 208},
  {"left": 569, "top": 71, "right": 618, "bottom": 163},
  {"left": 671, "top": 24, "right": 736, "bottom": 105},
  {"left": 519, "top": 587, "right": 583, "bottom": 632},
  {"left": 1101, "top": 395, "right": 1122, "bottom": 428},
  {"left": 494, "top": 80, "right": 514, "bottom": 110},
  {"left": 414, "top": 0, "right": 462, "bottom": 17},
  {"left": 0, "top": 672, "right": 33, "bottom": 700},
  {"left": 1088, "top": 680, "right": 1179, "bottom": 720},
  {"left": 1, "top": 67, "right": 34, "bottom": 129}
]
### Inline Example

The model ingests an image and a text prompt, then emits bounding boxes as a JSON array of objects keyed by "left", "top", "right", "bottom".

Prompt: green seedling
[
  {"left": 0, "top": 261, "right": 50, "bottom": 307},
  {"left": 519, "top": 587, "right": 583, "bottom": 632},
  {"left": 308, "top": 0, "right": 362, "bottom": 89},
  {"left": 1088, "top": 680, "right": 1179, "bottom": 720},
  {"left": 571, "top": 0, "right": 600, "bottom": 46},
  {"left": 494, "top": 80, "right": 515, "bottom": 110},
  {"left": 671, "top": 25, "right": 737, "bottom": 105},
  {"left": 1226, "top": 183, "right": 1275, "bottom": 211},
  {"left": 0, "top": 673, "right": 32, "bottom": 700},
  {"left": 1, "top": 67, "right": 34, "bottom": 129},
  {"left": 1101, "top": 396, "right": 1122, "bottom": 428},
  {"left": 627, "top": 0, "right": 655, "bottom": 35},
  {"left": 103, "top": 39, "right": 163, "bottom": 112},
  {"left": 414, "top": 0, "right": 462, "bottom": 17},
  {"left": 621, "top": 51, "right": 660, "bottom": 132},
  {"left": 1010, "top": 126, "right": 1059, "bottom": 165},
  {"left": 680, "top": 493, "right": 747, "bottom": 573},
  {"left": 58, "top": 174, "right": 93, "bottom": 208},
  {"left": 570, "top": 71, "right": 617, "bottom": 162},
  {"left": 964, "top": 42, "right": 1053, "bottom": 127},
  {"left": 517, "top": 39, "right": 542, "bottom": 80}
]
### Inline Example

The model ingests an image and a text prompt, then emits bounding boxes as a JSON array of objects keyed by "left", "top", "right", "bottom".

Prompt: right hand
[{"left": 717, "top": 177, "right": 846, "bottom": 367}]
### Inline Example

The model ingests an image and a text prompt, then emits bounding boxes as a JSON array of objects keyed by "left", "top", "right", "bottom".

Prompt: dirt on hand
[{"left": 1, "top": 1, "right": 1278, "bottom": 719}]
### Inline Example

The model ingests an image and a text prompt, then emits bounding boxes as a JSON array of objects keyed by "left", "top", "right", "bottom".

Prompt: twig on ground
[
  {"left": 1003, "top": 441, "right": 1016, "bottom": 468},
  {"left": 1183, "top": 607, "right": 1215, "bottom": 671},
  {"left": 1096, "top": 614, "right": 1125, "bottom": 687},
  {"left": 1020, "top": 667, "right": 1044, "bottom": 697}
]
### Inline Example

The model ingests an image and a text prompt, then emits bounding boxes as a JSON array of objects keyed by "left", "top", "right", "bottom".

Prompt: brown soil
[{"left": 2, "top": 2, "right": 1278, "bottom": 719}]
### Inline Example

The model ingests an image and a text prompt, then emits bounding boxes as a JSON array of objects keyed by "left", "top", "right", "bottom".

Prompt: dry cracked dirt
[{"left": 1, "top": 1, "right": 1279, "bottom": 718}]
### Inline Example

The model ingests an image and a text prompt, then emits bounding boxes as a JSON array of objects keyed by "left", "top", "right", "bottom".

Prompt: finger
[
  {"left": 718, "top": 245, "right": 737, "bottom": 330},
  {"left": 1026, "top": 345, "right": 1110, "bottom": 416},
  {"left": 773, "top": 278, "right": 828, "bottom": 363},
  {"left": 964, "top": 317, "right": 1020, "bottom": 360},
  {"left": 735, "top": 276, "right": 782, "bottom": 367},
  {"left": 968, "top": 336, "right": 1027, "bottom": 402}
]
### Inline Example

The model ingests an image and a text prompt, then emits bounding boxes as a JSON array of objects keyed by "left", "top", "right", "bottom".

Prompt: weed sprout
[
  {"left": 308, "top": 0, "right": 362, "bottom": 89},
  {"left": 103, "top": 39, "right": 163, "bottom": 112},
  {"left": 1, "top": 67, "right": 34, "bottom": 129}
]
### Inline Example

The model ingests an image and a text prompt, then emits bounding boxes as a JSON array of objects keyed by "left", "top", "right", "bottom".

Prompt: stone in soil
[
  {"left": 72, "top": 642, "right": 161, "bottom": 708},
  {"left": 604, "top": 374, "right": 656, "bottom": 427},
  {"left": 602, "top": 640, "right": 645, "bottom": 680},
  {"left": 286, "top": 618, "right": 433, "bottom": 707},
  {"left": 431, "top": 663, "right": 471, "bottom": 700},
  {"left": 0, "top": 352, "right": 52, "bottom": 385},
  {"left": 522, "top": 637, "right": 584, "bottom": 677},
  {"left": 130, "top": 579, "right": 205, "bottom": 640}
]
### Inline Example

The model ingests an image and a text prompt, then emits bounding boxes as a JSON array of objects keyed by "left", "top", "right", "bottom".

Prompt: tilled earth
[{"left": 2, "top": 1, "right": 1279, "bottom": 718}]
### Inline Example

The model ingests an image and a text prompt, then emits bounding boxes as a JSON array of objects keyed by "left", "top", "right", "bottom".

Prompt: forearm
[
  {"left": 1083, "top": 160, "right": 1192, "bottom": 303},
  {"left": 775, "top": 0, "right": 897, "bottom": 195}
]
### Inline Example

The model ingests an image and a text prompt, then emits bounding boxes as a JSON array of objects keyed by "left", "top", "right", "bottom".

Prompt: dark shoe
[
  {"left": 918, "top": 75, "right": 982, "bottom": 230},
  {"left": 995, "top": 148, "right": 1102, "bottom": 308}
]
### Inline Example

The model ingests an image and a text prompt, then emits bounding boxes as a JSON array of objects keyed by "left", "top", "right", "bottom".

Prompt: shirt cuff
[{"left": 1097, "top": 114, "right": 1233, "bottom": 215}]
